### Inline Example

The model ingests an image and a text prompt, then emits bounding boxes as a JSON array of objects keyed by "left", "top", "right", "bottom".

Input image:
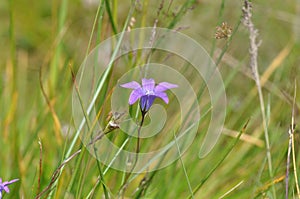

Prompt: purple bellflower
[
  {"left": 120, "top": 78, "right": 178, "bottom": 114},
  {"left": 0, "top": 178, "right": 19, "bottom": 199}
]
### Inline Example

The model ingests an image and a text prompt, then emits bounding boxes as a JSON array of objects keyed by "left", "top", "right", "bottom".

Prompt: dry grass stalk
[{"left": 241, "top": 0, "right": 275, "bottom": 196}]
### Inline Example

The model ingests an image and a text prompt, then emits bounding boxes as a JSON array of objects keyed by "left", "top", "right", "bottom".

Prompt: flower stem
[
  {"left": 136, "top": 111, "right": 146, "bottom": 154},
  {"left": 119, "top": 111, "right": 146, "bottom": 197}
]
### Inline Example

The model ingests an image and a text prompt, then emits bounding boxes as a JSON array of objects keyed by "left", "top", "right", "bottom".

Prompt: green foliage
[{"left": 1, "top": 0, "right": 300, "bottom": 198}]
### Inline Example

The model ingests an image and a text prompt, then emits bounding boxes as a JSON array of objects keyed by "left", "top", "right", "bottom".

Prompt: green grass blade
[
  {"left": 105, "top": 0, "right": 118, "bottom": 34},
  {"left": 174, "top": 131, "right": 194, "bottom": 198},
  {"left": 167, "top": 0, "right": 197, "bottom": 29},
  {"left": 188, "top": 119, "right": 250, "bottom": 198}
]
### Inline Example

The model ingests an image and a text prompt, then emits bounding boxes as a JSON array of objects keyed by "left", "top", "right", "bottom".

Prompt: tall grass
[{"left": 1, "top": 0, "right": 299, "bottom": 198}]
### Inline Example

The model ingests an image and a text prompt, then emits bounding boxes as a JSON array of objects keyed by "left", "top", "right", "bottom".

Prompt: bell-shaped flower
[{"left": 120, "top": 78, "right": 178, "bottom": 113}]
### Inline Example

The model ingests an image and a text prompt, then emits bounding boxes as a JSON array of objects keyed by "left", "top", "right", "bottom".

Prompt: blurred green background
[{"left": 1, "top": 0, "right": 300, "bottom": 198}]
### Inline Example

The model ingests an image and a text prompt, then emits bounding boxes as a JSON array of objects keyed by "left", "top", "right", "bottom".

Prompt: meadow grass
[{"left": 1, "top": 0, "right": 300, "bottom": 198}]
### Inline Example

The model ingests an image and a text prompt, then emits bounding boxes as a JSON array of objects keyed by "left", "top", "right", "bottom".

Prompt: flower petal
[
  {"left": 120, "top": 81, "right": 141, "bottom": 89},
  {"left": 6, "top": 179, "right": 19, "bottom": 185},
  {"left": 4, "top": 186, "right": 9, "bottom": 193},
  {"left": 142, "top": 78, "right": 155, "bottom": 92},
  {"left": 140, "top": 95, "right": 156, "bottom": 112},
  {"left": 155, "top": 92, "right": 169, "bottom": 104},
  {"left": 128, "top": 88, "right": 144, "bottom": 105},
  {"left": 154, "top": 82, "right": 178, "bottom": 92}
]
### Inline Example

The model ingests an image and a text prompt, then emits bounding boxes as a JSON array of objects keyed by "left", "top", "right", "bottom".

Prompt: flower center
[{"left": 145, "top": 90, "right": 154, "bottom": 95}]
